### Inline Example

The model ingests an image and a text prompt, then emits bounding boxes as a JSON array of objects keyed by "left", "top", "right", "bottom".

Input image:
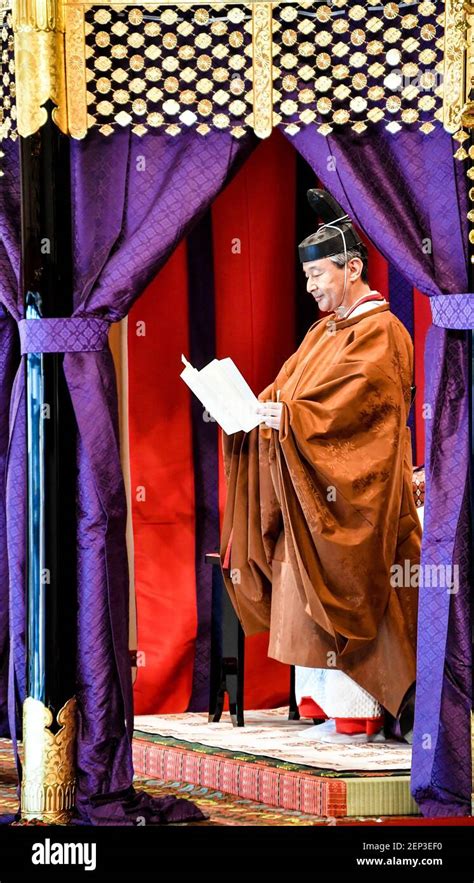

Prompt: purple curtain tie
[
  {"left": 18, "top": 317, "right": 110, "bottom": 354},
  {"left": 430, "top": 294, "right": 474, "bottom": 329}
]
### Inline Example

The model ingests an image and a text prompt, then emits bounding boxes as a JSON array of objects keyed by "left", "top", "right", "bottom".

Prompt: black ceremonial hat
[{"left": 298, "top": 189, "right": 362, "bottom": 264}]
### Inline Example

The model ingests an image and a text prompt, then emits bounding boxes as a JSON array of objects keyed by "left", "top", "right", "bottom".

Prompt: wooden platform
[{"left": 133, "top": 708, "right": 420, "bottom": 819}]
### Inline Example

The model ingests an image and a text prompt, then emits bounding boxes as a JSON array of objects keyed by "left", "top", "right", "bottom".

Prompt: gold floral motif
[
  {"left": 384, "top": 3, "right": 400, "bottom": 20},
  {"left": 110, "top": 44, "right": 126, "bottom": 60},
  {"left": 94, "top": 54, "right": 111, "bottom": 70},
  {"left": 161, "top": 9, "right": 177, "bottom": 26},
  {"left": 214, "top": 66, "right": 228, "bottom": 82},
  {"left": 195, "top": 31, "right": 211, "bottom": 49},
  {"left": 351, "top": 28, "right": 366, "bottom": 47},
  {"left": 402, "top": 14, "right": 418, "bottom": 29},
  {"left": 164, "top": 75, "right": 179, "bottom": 92},
  {"left": 211, "top": 20, "right": 227, "bottom": 37},
  {"left": 128, "top": 8, "right": 143, "bottom": 26},
  {"left": 95, "top": 30, "right": 110, "bottom": 47},
  {"left": 229, "top": 98, "right": 245, "bottom": 115},
  {"left": 163, "top": 31, "right": 178, "bottom": 50},
  {"left": 196, "top": 54, "right": 212, "bottom": 71},
  {"left": 298, "top": 43, "right": 315, "bottom": 58},
  {"left": 333, "top": 108, "right": 350, "bottom": 124},
  {"left": 194, "top": 7, "right": 209, "bottom": 26},
  {"left": 179, "top": 43, "right": 195, "bottom": 60},
  {"left": 147, "top": 110, "right": 163, "bottom": 126},
  {"left": 213, "top": 111, "right": 229, "bottom": 127},
  {"left": 282, "top": 29, "right": 296, "bottom": 47},
  {"left": 230, "top": 76, "right": 244, "bottom": 94},
  {"left": 420, "top": 23, "right": 436, "bottom": 40},
  {"left": 402, "top": 107, "right": 419, "bottom": 122},
  {"left": 163, "top": 54, "right": 179, "bottom": 74},
  {"left": 198, "top": 97, "right": 212, "bottom": 115},
  {"left": 128, "top": 32, "right": 144, "bottom": 49},
  {"left": 130, "top": 78, "right": 145, "bottom": 93},
  {"left": 180, "top": 88, "right": 195, "bottom": 103},
  {"left": 132, "top": 97, "right": 146, "bottom": 114},
  {"left": 147, "top": 86, "right": 162, "bottom": 101},
  {"left": 145, "top": 67, "right": 160, "bottom": 82},
  {"left": 130, "top": 53, "right": 144, "bottom": 71},
  {"left": 367, "top": 39, "right": 383, "bottom": 55},
  {"left": 334, "top": 83, "right": 351, "bottom": 100},
  {"left": 144, "top": 21, "right": 160, "bottom": 38},
  {"left": 317, "top": 96, "right": 332, "bottom": 114},
  {"left": 94, "top": 9, "right": 110, "bottom": 25},
  {"left": 352, "top": 72, "right": 367, "bottom": 89},
  {"left": 229, "top": 30, "right": 243, "bottom": 48},
  {"left": 111, "top": 21, "right": 127, "bottom": 38},
  {"left": 316, "top": 51, "right": 331, "bottom": 69},
  {"left": 315, "top": 4, "right": 332, "bottom": 24},
  {"left": 349, "top": 4, "right": 366, "bottom": 21}
]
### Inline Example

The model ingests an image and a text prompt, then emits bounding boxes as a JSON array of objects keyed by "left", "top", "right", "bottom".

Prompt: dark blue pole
[{"left": 19, "top": 106, "right": 77, "bottom": 821}]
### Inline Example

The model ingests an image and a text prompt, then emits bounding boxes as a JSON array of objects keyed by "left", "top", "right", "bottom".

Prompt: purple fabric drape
[
  {"left": 0, "top": 145, "right": 21, "bottom": 740},
  {"left": 287, "top": 123, "right": 472, "bottom": 816},
  {"left": 185, "top": 211, "right": 220, "bottom": 712},
  {"left": 0, "top": 120, "right": 471, "bottom": 821},
  {"left": 0, "top": 129, "right": 255, "bottom": 824}
]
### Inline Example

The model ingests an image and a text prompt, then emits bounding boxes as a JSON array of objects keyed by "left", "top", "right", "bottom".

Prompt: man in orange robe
[{"left": 220, "top": 191, "right": 421, "bottom": 740}]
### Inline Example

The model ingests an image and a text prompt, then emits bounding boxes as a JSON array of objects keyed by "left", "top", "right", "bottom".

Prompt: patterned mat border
[
  {"left": 132, "top": 737, "right": 418, "bottom": 817},
  {"left": 132, "top": 729, "right": 410, "bottom": 780}
]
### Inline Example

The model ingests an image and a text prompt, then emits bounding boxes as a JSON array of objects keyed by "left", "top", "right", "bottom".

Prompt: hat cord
[{"left": 317, "top": 219, "right": 349, "bottom": 311}]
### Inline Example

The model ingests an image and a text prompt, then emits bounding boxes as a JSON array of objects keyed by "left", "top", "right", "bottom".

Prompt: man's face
[{"left": 302, "top": 258, "right": 346, "bottom": 313}]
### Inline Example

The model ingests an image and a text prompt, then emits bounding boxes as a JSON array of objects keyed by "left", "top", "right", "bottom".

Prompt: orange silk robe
[{"left": 220, "top": 303, "right": 421, "bottom": 718}]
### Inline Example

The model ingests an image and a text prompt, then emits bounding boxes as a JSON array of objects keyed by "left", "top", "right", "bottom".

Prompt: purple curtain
[
  {"left": 0, "top": 120, "right": 471, "bottom": 821},
  {"left": 287, "top": 123, "right": 472, "bottom": 816},
  {"left": 0, "top": 129, "right": 255, "bottom": 824},
  {"left": 0, "top": 146, "right": 21, "bottom": 740}
]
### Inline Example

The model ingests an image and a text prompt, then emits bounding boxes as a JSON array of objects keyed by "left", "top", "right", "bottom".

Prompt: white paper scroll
[{"left": 180, "top": 355, "right": 263, "bottom": 434}]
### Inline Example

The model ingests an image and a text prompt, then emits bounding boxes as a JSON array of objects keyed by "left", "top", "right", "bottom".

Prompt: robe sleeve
[
  {"left": 219, "top": 428, "right": 273, "bottom": 634},
  {"left": 218, "top": 344, "right": 304, "bottom": 633},
  {"left": 276, "top": 318, "right": 418, "bottom": 656}
]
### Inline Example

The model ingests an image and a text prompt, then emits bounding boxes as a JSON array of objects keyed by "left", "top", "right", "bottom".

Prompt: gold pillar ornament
[
  {"left": 64, "top": 0, "right": 87, "bottom": 139},
  {"left": 21, "top": 696, "right": 77, "bottom": 824},
  {"left": 442, "top": 0, "right": 474, "bottom": 154},
  {"left": 441, "top": 0, "right": 468, "bottom": 135},
  {"left": 251, "top": 1, "right": 273, "bottom": 139},
  {"left": 12, "top": 0, "right": 68, "bottom": 136},
  {"left": 464, "top": 1, "right": 474, "bottom": 121}
]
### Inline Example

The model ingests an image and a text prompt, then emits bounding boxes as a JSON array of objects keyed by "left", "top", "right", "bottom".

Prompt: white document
[{"left": 180, "top": 355, "right": 263, "bottom": 434}]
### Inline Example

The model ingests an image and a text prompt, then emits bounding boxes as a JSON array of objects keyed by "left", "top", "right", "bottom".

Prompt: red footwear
[
  {"left": 298, "top": 697, "right": 329, "bottom": 720},
  {"left": 335, "top": 716, "right": 384, "bottom": 736}
]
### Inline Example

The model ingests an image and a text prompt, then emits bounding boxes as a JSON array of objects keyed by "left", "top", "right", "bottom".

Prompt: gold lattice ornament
[{"left": 0, "top": 0, "right": 465, "bottom": 151}]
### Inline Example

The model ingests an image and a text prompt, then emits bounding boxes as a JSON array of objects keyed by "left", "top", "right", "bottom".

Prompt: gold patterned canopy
[{"left": 0, "top": 0, "right": 473, "bottom": 143}]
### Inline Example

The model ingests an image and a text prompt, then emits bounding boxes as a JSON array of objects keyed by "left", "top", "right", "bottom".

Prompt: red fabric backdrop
[{"left": 129, "top": 131, "right": 430, "bottom": 715}]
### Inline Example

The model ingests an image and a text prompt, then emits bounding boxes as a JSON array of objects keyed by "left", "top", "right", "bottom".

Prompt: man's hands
[{"left": 256, "top": 401, "right": 283, "bottom": 431}]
